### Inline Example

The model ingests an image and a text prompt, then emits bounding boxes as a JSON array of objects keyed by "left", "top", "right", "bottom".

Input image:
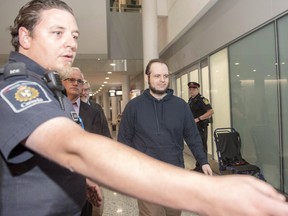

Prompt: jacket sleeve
[
  {"left": 96, "top": 105, "right": 112, "bottom": 138},
  {"left": 100, "top": 114, "right": 112, "bottom": 138},
  {"left": 117, "top": 103, "right": 135, "bottom": 147},
  {"left": 183, "top": 105, "right": 208, "bottom": 165}
]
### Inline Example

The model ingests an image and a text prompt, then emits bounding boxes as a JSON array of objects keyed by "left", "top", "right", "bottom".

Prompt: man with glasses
[
  {"left": 62, "top": 67, "right": 85, "bottom": 113},
  {"left": 62, "top": 67, "right": 106, "bottom": 216},
  {"left": 188, "top": 82, "right": 214, "bottom": 173}
]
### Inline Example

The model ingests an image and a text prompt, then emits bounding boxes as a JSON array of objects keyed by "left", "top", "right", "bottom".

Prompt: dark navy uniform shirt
[
  {"left": 188, "top": 93, "right": 212, "bottom": 120},
  {"left": 0, "top": 52, "right": 86, "bottom": 216}
]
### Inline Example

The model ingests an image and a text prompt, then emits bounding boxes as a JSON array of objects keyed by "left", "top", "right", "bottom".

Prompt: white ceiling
[
  {"left": 0, "top": 0, "right": 217, "bottom": 95},
  {"left": 0, "top": 0, "right": 143, "bottom": 94}
]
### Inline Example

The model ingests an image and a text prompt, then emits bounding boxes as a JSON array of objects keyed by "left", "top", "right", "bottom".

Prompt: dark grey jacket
[{"left": 118, "top": 89, "right": 208, "bottom": 168}]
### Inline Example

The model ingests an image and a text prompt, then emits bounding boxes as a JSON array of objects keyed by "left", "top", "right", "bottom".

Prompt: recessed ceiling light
[{"left": 116, "top": 208, "right": 123, "bottom": 213}]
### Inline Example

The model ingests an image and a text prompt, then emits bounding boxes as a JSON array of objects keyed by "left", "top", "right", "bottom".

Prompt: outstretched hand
[{"left": 197, "top": 175, "right": 288, "bottom": 216}]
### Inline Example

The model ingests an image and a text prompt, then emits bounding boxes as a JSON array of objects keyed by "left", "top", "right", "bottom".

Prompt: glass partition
[
  {"left": 229, "top": 23, "right": 280, "bottom": 189},
  {"left": 181, "top": 74, "right": 189, "bottom": 101},
  {"left": 176, "top": 77, "right": 181, "bottom": 98},
  {"left": 201, "top": 60, "right": 213, "bottom": 155},
  {"left": 173, "top": 10, "right": 288, "bottom": 193},
  {"left": 210, "top": 48, "right": 230, "bottom": 160},
  {"left": 189, "top": 69, "right": 199, "bottom": 85},
  {"left": 277, "top": 14, "right": 288, "bottom": 193}
]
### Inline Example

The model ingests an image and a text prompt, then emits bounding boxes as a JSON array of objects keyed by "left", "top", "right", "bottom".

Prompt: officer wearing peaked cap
[{"left": 188, "top": 81, "right": 214, "bottom": 172}]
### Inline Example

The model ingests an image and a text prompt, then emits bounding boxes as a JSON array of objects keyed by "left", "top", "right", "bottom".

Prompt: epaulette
[{"left": 3, "top": 62, "right": 27, "bottom": 80}]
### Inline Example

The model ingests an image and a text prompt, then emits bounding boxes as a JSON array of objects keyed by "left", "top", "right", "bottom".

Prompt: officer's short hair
[{"left": 10, "top": 0, "right": 74, "bottom": 51}]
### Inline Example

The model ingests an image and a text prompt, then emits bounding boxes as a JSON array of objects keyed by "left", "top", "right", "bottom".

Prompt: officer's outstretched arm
[{"left": 25, "top": 117, "right": 288, "bottom": 216}]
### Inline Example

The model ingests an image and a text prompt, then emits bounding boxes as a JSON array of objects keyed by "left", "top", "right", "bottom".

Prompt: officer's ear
[{"left": 18, "top": 27, "right": 31, "bottom": 49}]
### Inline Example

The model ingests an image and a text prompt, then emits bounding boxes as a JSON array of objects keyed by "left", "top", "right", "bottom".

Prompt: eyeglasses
[
  {"left": 189, "top": 87, "right": 198, "bottom": 89},
  {"left": 64, "top": 78, "right": 84, "bottom": 85},
  {"left": 82, "top": 88, "right": 91, "bottom": 92}
]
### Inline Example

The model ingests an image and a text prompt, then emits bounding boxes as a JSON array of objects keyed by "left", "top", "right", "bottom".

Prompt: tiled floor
[{"left": 97, "top": 127, "right": 199, "bottom": 216}]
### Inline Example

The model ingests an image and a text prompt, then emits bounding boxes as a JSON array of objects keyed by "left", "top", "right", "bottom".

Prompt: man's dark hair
[
  {"left": 145, "top": 59, "right": 168, "bottom": 75},
  {"left": 10, "top": 0, "right": 74, "bottom": 51}
]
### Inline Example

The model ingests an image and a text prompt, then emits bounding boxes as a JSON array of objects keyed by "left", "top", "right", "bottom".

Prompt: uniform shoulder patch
[
  {"left": 202, "top": 98, "right": 210, "bottom": 105},
  {"left": 1, "top": 80, "right": 52, "bottom": 113}
]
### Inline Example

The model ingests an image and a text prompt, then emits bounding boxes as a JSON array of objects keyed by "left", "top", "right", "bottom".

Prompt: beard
[
  {"left": 46, "top": 62, "right": 73, "bottom": 79},
  {"left": 148, "top": 79, "right": 169, "bottom": 95},
  {"left": 57, "top": 65, "right": 72, "bottom": 79}
]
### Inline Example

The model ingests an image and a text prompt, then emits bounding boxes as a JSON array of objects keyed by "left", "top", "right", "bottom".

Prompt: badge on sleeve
[
  {"left": 203, "top": 98, "right": 210, "bottom": 105},
  {"left": 1, "top": 80, "right": 52, "bottom": 113}
]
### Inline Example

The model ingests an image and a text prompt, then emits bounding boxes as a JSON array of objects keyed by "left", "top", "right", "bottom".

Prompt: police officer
[
  {"left": 0, "top": 52, "right": 87, "bottom": 215},
  {"left": 188, "top": 82, "right": 214, "bottom": 172}
]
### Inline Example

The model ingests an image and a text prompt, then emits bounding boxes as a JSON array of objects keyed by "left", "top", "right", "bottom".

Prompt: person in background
[
  {"left": 1, "top": 1, "right": 288, "bottom": 216},
  {"left": 188, "top": 81, "right": 214, "bottom": 172},
  {"left": 81, "top": 80, "right": 111, "bottom": 138},
  {"left": 118, "top": 58, "right": 213, "bottom": 216},
  {"left": 62, "top": 67, "right": 104, "bottom": 216}
]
